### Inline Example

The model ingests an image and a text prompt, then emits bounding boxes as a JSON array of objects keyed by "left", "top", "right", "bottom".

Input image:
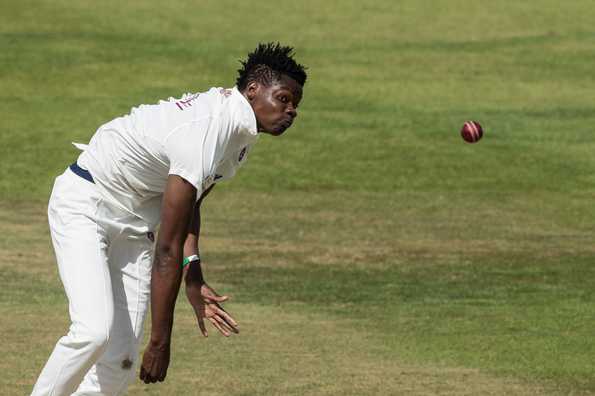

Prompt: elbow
[
  {"left": 154, "top": 243, "right": 182, "bottom": 274},
  {"left": 156, "top": 243, "right": 173, "bottom": 257}
]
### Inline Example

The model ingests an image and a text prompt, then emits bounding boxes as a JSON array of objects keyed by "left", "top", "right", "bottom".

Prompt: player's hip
[
  {"left": 48, "top": 166, "right": 102, "bottom": 227},
  {"left": 48, "top": 167, "right": 153, "bottom": 240}
]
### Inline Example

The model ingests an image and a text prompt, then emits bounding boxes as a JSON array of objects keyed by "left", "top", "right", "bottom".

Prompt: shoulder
[{"left": 223, "top": 87, "right": 258, "bottom": 136}]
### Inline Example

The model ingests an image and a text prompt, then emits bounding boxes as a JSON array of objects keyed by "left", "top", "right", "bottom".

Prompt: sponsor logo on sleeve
[{"left": 175, "top": 93, "right": 200, "bottom": 111}]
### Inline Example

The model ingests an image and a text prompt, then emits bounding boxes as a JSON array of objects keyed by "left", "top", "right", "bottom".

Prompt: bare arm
[
  {"left": 182, "top": 184, "right": 239, "bottom": 337},
  {"left": 140, "top": 175, "right": 196, "bottom": 384},
  {"left": 182, "top": 184, "right": 215, "bottom": 284}
]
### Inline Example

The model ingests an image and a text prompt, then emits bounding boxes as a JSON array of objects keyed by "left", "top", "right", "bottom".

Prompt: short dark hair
[{"left": 236, "top": 42, "right": 307, "bottom": 90}]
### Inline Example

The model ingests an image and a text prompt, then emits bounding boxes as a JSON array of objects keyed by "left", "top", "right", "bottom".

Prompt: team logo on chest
[{"left": 238, "top": 147, "right": 247, "bottom": 162}]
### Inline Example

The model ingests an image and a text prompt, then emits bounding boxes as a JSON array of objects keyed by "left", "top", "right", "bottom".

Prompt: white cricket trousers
[{"left": 32, "top": 168, "right": 154, "bottom": 395}]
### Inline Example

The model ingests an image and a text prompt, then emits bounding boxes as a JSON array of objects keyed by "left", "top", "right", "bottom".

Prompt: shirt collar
[{"left": 231, "top": 86, "right": 258, "bottom": 136}]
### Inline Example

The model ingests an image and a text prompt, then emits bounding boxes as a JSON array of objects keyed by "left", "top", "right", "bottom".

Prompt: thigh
[
  {"left": 74, "top": 224, "right": 154, "bottom": 395},
  {"left": 95, "top": 227, "right": 154, "bottom": 370},
  {"left": 109, "top": 230, "right": 153, "bottom": 351},
  {"left": 48, "top": 171, "right": 113, "bottom": 335}
]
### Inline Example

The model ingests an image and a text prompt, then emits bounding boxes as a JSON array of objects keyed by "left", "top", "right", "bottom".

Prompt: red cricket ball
[{"left": 461, "top": 121, "right": 483, "bottom": 143}]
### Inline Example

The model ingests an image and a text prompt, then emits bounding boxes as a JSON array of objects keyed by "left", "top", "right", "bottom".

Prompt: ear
[{"left": 245, "top": 81, "right": 259, "bottom": 101}]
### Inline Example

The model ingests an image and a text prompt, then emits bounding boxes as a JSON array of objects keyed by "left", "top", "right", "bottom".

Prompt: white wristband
[{"left": 182, "top": 254, "right": 200, "bottom": 267}]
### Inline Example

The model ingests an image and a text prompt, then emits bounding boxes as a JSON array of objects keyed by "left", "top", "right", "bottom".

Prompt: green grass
[{"left": 2, "top": 0, "right": 595, "bottom": 394}]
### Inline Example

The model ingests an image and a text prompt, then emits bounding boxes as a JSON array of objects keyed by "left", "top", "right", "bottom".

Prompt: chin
[{"left": 263, "top": 127, "right": 287, "bottom": 136}]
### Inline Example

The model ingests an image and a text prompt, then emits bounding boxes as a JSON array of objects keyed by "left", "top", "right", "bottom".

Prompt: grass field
[{"left": 2, "top": 1, "right": 595, "bottom": 394}]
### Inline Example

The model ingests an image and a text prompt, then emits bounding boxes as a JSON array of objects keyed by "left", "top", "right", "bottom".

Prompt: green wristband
[{"left": 182, "top": 254, "right": 200, "bottom": 267}]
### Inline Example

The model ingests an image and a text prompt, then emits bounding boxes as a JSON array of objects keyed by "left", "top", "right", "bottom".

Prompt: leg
[
  {"left": 74, "top": 225, "right": 153, "bottom": 395},
  {"left": 32, "top": 172, "right": 113, "bottom": 396}
]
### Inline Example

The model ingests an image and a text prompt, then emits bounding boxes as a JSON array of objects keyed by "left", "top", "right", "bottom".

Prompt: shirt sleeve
[{"left": 164, "top": 118, "right": 220, "bottom": 198}]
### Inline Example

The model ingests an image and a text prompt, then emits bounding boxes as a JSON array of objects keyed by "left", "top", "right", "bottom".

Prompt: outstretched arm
[
  {"left": 140, "top": 175, "right": 196, "bottom": 384},
  {"left": 183, "top": 185, "right": 239, "bottom": 337}
]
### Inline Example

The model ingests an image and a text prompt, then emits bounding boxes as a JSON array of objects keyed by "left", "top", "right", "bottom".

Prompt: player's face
[{"left": 245, "top": 76, "right": 303, "bottom": 136}]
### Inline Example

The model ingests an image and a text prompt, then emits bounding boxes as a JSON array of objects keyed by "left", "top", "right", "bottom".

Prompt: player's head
[{"left": 237, "top": 42, "right": 307, "bottom": 136}]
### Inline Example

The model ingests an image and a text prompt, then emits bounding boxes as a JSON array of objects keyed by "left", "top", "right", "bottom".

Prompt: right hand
[{"left": 139, "top": 340, "right": 171, "bottom": 384}]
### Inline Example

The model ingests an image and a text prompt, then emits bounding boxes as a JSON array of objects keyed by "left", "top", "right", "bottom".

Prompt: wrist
[
  {"left": 149, "top": 332, "right": 171, "bottom": 348},
  {"left": 182, "top": 254, "right": 200, "bottom": 268},
  {"left": 185, "top": 260, "right": 205, "bottom": 285}
]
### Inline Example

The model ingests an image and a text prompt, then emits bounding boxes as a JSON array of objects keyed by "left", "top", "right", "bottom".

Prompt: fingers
[
  {"left": 217, "top": 314, "right": 237, "bottom": 334},
  {"left": 197, "top": 317, "right": 208, "bottom": 337},
  {"left": 208, "top": 315, "right": 232, "bottom": 337},
  {"left": 204, "top": 294, "right": 229, "bottom": 303},
  {"left": 140, "top": 351, "right": 168, "bottom": 384},
  {"left": 214, "top": 294, "right": 229, "bottom": 302},
  {"left": 201, "top": 284, "right": 230, "bottom": 303},
  {"left": 141, "top": 367, "right": 165, "bottom": 384},
  {"left": 140, "top": 365, "right": 147, "bottom": 381},
  {"left": 213, "top": 305, "right": 239, "bottom": 333},
  {"left": 140, "top": 352, "right": 151, "bottom": 382},
  {"left": 193, "top": 306, "right": 233, "bottom": 337},
  {"left": 190, "top": 292, "right": 239, "bottom": 337},
  {"left": 141, "top": 371, "right": 166, "bottom": 384}
]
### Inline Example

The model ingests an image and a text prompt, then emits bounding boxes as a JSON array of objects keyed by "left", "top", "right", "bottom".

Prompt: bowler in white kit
[{"left": 32, "top": 42, "right": 307, "bottom": 395}]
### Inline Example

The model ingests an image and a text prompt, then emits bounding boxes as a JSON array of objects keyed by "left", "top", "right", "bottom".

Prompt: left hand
[{"left": 185, "top": 282, "right": 239, "bottom": 337}]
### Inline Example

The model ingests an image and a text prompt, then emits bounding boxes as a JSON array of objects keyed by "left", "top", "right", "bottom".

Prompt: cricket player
[{"left": 31, "top": 42, "right": 307, "bottom": 395}]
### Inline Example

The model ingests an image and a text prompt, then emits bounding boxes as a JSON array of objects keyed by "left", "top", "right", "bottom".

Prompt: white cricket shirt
[{"left": 77, "top": 86, "right": 258, "bottom": 228}]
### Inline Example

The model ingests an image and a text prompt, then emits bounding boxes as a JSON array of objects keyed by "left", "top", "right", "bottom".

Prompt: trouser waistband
[{"left": 69, "top": 162, "right": 94, "bottom": 183}]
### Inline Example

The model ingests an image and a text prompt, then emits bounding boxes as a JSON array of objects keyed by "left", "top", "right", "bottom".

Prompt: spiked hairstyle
[{"left": 236, "top": 42, "right": 307, "bottom": 90}]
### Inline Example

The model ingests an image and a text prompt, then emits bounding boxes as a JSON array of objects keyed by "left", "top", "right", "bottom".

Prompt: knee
[
  {"left": 85, "top": 329, "right": 110, "bottom": 352},
  {"left": 66, "top": 323, "right": 112, "bottom": 355}
]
